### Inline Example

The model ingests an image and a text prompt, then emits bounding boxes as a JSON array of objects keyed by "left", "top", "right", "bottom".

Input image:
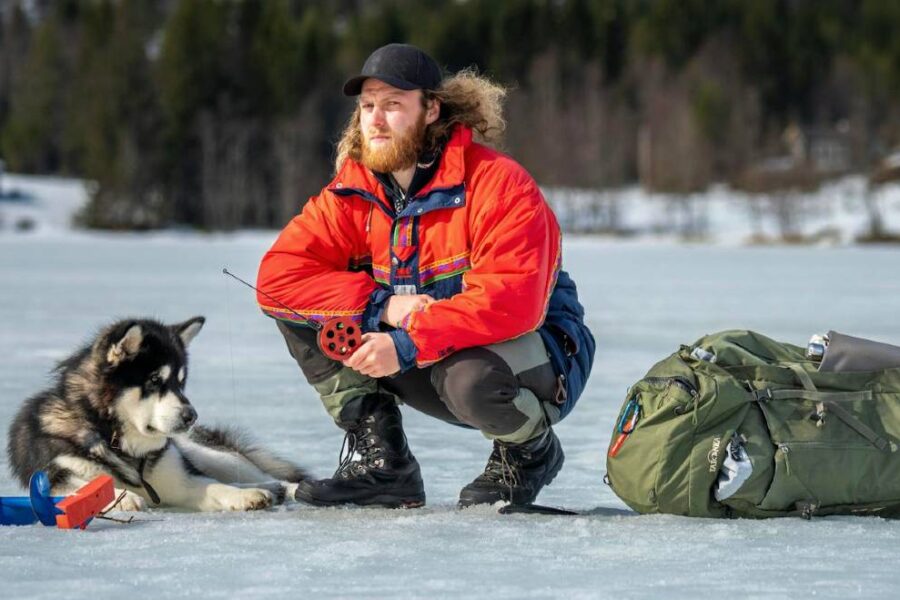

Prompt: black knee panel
[{"left": 431, "top": 348, "right": 527, "bottom": 435}]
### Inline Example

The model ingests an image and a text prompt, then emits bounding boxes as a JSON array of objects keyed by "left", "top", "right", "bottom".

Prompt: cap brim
[{"left": 342, "top": 75, "right": 421, "bottom": 96}]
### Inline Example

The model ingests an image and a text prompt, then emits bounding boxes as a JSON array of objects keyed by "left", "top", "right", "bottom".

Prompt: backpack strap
[
  {"left": 822, "top": 402, "right": 892, "bottom": 451},
  {"left": 749, "top": 365, "right": 892, "bottom": 451},
  {"left": 753, "top": 388, "right": 889, "bottom": 451},
  {"left": 786, "top": 363, "right": 816, "bottom": 392}
]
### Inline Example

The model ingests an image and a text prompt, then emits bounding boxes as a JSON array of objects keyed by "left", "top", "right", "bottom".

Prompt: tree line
[{"left": 1, "top": 0, "right": 898, "bottom": 230}]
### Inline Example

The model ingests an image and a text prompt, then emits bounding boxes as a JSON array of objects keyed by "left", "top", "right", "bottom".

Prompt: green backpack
[{"left": 605, "top": 330, "right": 900, "bottom": 519}]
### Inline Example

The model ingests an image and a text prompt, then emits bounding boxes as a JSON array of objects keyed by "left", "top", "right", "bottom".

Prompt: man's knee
[
  {"left": 276, "top": 320, "right": 377, "bottom": 422},
  {"left": 431, "top": 348, "right": 526, "bottom": 434}
]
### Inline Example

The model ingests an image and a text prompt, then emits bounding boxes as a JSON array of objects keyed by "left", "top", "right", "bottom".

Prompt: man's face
[{"left": 358, "top": 78, "right": 439, "bottom": 173}]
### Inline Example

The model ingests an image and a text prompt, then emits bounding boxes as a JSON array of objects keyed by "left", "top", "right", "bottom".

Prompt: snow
[
  {"left": 0, "top": 173, "right": 91, "bottom": 234},
  {"left": 3, "top": 169, "right": 900, "bottom": 244},
  {"left": 546, "top": 177, "right": 900, "bottom": 244},
  {"left": 2, "top": 180, "right": 900, "bottom": 598}
]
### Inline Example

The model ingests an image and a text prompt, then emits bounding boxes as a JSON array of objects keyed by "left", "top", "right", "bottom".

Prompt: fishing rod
[{"left": 222, "top": 268, "right": 361, "bottom": 360}]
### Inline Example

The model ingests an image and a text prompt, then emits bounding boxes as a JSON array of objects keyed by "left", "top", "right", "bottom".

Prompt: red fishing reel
[{"left": 317, "top": 317, "right": 363, "bottom": 361}]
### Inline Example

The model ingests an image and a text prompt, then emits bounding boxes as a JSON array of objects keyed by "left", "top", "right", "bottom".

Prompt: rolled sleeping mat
[{"left": 819, "top": 331, "right": 900, "bottom": 372}]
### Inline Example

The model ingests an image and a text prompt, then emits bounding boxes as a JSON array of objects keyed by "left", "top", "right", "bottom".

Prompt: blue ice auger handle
[
  {"left": 30, "top": 471, "right": 64, "bottom": 525},
  {"left": 0, "top": 471, "right": 64, "bottom": 526}
]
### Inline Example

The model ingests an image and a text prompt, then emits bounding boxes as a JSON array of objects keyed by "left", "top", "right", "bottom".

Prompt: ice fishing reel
[{"left": 317, "top": 317, "right": 362, "bottom": 361}]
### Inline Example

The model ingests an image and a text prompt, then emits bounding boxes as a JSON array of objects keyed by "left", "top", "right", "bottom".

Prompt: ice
[{"left": 3, "top": 223, "right": 900, "bottom": 597}]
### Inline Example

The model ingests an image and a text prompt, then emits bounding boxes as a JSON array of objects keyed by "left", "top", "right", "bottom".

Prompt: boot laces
[
  {"left": 336, "top": 417, "right": 384, "bottom": 478},
  {"left": 482, "top": 443, "right": 522, "bottom": 491},
  {"left": 499, "top": 446, "right": 521, "bottom": 498}
]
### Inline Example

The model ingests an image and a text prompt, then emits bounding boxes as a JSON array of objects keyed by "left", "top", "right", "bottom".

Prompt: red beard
[{"left": 360, "top": 112, "right": 426, "bottom": 173}]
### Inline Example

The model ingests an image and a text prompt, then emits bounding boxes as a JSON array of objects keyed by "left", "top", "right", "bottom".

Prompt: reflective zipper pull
[{"left": 779, "top": 444, "right": 791, "bottom": 476}]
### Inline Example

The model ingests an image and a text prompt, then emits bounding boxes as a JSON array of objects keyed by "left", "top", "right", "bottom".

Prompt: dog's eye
[{"left": 149, "top": 374, "right": 163, "bottom": 387}]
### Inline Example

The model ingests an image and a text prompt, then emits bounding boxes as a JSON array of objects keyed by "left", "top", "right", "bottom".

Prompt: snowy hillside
[
  {"left": 0, "top": 173, "right": 91, "bottom": 234},
  {"left": 546, "top": 177, "right": 900, "bottom": 244},
  {"left": 3, "top": 170, "right": 900, "bottom": 244}
]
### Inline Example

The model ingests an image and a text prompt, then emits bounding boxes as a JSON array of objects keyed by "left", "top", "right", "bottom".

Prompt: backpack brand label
[{"left": 707, "top": 437, "right": 721, "bottom": 472}]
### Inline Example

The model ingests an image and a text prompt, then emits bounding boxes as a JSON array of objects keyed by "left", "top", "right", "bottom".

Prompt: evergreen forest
[{"left": 1, "top": 0, "right": 898, "bottom": 229}]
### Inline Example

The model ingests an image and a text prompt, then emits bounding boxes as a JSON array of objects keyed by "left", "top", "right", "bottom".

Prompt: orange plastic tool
[
  {"left": 608, "top": 432, "right": 629, "bottom": 457},
  {"left": 54, "top": 475, "right": 115, "bottom": 530}
]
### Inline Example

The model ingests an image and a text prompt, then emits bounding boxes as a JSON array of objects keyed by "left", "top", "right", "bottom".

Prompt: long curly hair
[{"left": 334, "top": 69, "right": 507, "bottom": 173}]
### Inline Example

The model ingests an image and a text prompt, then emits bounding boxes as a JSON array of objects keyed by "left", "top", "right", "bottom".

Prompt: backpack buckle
[
  {"left": 796, "top": 501, "right": 819, "bottom": 520},
  {"left": 752, "top": 388, "right": 773, "bottom": 402}
]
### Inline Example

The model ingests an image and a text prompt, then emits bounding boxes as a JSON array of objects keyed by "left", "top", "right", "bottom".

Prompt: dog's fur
[{"left": 7, "top": 316, "right": 308, "bottom": 512}]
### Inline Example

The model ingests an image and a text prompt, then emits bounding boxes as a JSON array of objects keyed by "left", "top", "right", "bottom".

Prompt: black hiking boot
[
  {"left": 458, "top": 428, "right": 564, "bottom": 507},
  {"left": 294, "top": 394, "right": 425, "bottom": 508}
]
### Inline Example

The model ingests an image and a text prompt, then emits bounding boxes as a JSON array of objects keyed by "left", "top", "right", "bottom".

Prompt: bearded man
[{"left": 257, "top": 43, "right": 594, "bottom": 509}]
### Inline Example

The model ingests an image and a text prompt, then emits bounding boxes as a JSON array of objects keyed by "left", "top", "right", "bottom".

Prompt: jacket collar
[{"left": 331, "top": 124, "right": 472, "bottom": 197}]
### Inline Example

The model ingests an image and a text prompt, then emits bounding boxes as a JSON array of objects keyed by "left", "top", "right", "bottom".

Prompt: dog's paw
[
  {"left": 105, "top": 489, "right": 147, "bottom": 512},
  {"left": 201, "top": 485, "right": 274, "bottom": 511},
  {"left": 281, "top": 482, "right": 300, "bottom": 503},
  {"left": 236, "top": 488, "right": 274, "bottom": 511}
]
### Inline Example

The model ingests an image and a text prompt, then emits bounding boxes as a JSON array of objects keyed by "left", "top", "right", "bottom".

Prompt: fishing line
[
  {"left": 223, "top": 265, "right": 241, "bottom": 483},
  {"left": 223, "top": 268, "right": 361, "bottom": 361},
  {"left": 223, "top": 268, "right": 318, "bottom": 328},
  {"left": 222, "top": 266, "right": 330, "bottom": 486}
]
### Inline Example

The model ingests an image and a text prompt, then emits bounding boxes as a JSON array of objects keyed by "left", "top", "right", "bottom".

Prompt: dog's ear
[
  {"left": 172, "top": 316, "right": 205, "bottom": 347},
  {"left": 107, "top": 324, "right": 143, "bottom": 366}
]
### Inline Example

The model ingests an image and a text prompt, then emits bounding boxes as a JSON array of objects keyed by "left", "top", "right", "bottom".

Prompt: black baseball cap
[{"left": 343, "top": 43, "right": 443, "bottom": 96}]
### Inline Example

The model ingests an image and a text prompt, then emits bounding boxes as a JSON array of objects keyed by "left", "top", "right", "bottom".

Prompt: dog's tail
[{"left": 177, "top": 425, "right": 309, "bottom": 483}]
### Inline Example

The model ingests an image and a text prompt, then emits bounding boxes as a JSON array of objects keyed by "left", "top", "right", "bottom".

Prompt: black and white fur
[{"left": 7, "top": 316, "right": 307, "bottom": 512}]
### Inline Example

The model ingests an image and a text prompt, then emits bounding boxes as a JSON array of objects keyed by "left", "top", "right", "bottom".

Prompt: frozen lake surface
[{"left": 2, "top": 233, "right": 900, "bottom": 599}]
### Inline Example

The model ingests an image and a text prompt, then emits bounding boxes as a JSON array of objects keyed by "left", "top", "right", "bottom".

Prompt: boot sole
[{"left": 295, "top": 488, "right": 426, "bottom": 509}]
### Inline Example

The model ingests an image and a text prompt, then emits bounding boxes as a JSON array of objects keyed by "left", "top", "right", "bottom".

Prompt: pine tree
[
  {"left": 70, "top": 0, "right": 165, "bottom": 228},
  {"left": 1, "top": 12, "right": 67, "bottom": 172},
  {"left": 156, "top": 0, "right": 230, "bottom": 225}
]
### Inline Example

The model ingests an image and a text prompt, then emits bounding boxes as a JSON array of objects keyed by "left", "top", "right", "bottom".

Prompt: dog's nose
[{"left": 181, "top": 405, "right": 198, "bottom": 426}]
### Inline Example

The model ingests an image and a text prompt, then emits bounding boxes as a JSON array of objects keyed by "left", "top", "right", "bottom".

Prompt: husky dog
[{"left": 7, "top": 316, "right": 307, "bottom": 512}]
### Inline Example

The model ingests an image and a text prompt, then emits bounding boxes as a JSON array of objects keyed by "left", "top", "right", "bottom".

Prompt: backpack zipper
[
  {"left": 643, "top": 376, "right": 698, "bottom": 396},
  {"left": 642, "top": 376, "right": 699, "bottom": 417},
  {"left": 777, "top": 440, "right": 873, "bottom": 451}
]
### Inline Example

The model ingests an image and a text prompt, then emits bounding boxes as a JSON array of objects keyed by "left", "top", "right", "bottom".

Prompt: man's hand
[
  {"left": 344, "top": 332, "right": 401, "bottom": 378},
  {"left": 382, "top": 294, "right": 435, "bottom": 328}
]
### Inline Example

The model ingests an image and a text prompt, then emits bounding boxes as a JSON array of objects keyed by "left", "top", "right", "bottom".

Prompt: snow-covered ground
[{"left": 2, "top": 229, "right": 900, "bottom": 598}]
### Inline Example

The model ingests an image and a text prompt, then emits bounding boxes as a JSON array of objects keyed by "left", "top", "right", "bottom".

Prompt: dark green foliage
[
  {"left": 853, "top": 0, "right": 900, "bottom": 96},
  {"left": 1, "top": 13, "right": 67, "bottom": 172},
  {"left": 157, "top": 0, "right": 229, "bottom": 134},
  {"left": 0, "top": 0, "right": 898, "bottom": 229},
  {"left": 691, "top": 81, "right": 729, "bottom": 144},
  {"left": 632, "top": 0, "right": 727, "bottom": 68}
]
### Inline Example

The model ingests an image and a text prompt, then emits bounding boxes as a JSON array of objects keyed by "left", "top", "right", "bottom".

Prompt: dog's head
[{"left": 96, "top": 316, "right": 205, "bottom": 437}]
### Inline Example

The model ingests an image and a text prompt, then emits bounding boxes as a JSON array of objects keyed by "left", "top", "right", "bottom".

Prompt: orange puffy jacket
[{"left": 257, "top": 125, "right": 562, "bottom": 370}]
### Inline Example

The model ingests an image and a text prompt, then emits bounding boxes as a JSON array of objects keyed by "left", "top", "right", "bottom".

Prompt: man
[{"left": 257, "top": 43, "right": 594, "bottom": 509}]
